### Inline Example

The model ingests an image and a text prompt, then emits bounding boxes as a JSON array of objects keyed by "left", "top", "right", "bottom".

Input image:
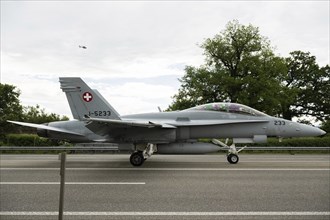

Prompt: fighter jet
[{"left": 8, "top": 77, "right": 326, "bottom": 166}]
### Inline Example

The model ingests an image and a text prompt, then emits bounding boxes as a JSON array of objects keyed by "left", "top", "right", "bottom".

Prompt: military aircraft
[{"left": 8, "top": 77, "right": 326, "bottom": 166}]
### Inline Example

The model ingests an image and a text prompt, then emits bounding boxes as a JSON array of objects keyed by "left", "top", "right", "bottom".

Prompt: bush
[
  {"left": 201, "top": 135, "right": 330, "bottom": 147},
  {"left": 246, "top": 136, "right": 330, "bottom": 147}
]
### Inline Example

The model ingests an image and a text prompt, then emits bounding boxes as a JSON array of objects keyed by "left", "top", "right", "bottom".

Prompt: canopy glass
[{"left": 185, "top": 103, "right": 267, "bottom": 117}]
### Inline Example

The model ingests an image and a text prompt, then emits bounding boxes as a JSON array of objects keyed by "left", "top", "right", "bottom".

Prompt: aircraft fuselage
[{"left": 41, "top": 110, "right": 324, "bottom": 144}]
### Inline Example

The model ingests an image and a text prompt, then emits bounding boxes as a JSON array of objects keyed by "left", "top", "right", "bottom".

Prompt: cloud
[
  {"left": 101, "top": 82, "right": 177, "bottom": 115},
  {"left": 1, "top": 1, "right": 329, "bottom": 118}
]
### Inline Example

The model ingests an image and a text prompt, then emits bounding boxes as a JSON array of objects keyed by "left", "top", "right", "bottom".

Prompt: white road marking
[
  {"left": 0, "top": 211, "right": 329, "bottom": 216},
  {"left": 0, "top": 182, "right": 145, "bottom": 185},
  {"left": 0, "top": 168, "right": 329, "bottom": 171},
  {"left": 1, "top": 160, "right": 329, "bottom": 163}
]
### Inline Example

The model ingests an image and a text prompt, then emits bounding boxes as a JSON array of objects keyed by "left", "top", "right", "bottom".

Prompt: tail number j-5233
[{"left": 88, "top": 111, "right": 111, "bottom": 117}]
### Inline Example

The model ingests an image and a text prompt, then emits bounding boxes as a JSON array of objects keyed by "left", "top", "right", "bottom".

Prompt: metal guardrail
[
  {"left": 242, "top": 147, "right": 330, "bottom": 151},
  {"left": 0, "top": 146, "right": 119, "bottom": 151},
  {"left": 0, "top": 146, "right": 329, "bottom": 151}
]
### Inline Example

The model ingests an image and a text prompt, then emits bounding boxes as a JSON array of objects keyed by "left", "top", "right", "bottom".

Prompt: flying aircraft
[
  {"left": 8, "top": 77, "right": 326, "bottom": 166},
  {"left": 79, "top": 45, "right": 87, "bottom": 49}
]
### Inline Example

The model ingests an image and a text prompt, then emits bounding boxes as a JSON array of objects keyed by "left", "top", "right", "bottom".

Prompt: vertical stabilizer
[{"left": 59, "top": 77, "right": 120, "bottom": 120}]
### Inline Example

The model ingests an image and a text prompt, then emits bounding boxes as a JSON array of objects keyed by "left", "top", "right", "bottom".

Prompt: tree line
[{"left": 168, "top": 20, "right": 329, "bottom": 128}]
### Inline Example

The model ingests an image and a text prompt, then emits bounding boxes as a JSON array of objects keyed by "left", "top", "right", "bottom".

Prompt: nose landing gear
[
  {"left": 227, "top": 153, "right": 239, "bottom": 164},
  {"left": 212, "top": 139, "right": 247, "bottom": 164}
]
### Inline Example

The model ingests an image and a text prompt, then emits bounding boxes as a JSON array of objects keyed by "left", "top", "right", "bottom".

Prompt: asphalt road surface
[{"left": 0, "top": 154, "right": 329, "bottom": 220}]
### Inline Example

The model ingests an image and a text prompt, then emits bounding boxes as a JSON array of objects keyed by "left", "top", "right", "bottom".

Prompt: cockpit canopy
[{"left": 184, "top": 103, "right": 267, "bottom": 117}]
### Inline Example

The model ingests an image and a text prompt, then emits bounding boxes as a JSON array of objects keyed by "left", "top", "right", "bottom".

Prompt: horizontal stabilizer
[{"left": 7, "top": 120, "right": 84, "bottom": 136}]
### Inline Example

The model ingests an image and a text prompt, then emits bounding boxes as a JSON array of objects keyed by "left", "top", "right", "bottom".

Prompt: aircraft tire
[
  {"left": 227, "top": 154, "right": 239, "bottom": 164},
  {"left": 130, "top": 151, "right": 145, "bottom": 166}
]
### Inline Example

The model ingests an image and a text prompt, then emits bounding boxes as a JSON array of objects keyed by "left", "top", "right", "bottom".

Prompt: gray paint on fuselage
[
  {"left": 118, "top": 111, "right": 321, "bottom": 141},
  {"left": 45, "top": 110, "right": 323, "bottom": 144},
  {"left": 120, "top": 110, "right": 270, "bottom": 141}
]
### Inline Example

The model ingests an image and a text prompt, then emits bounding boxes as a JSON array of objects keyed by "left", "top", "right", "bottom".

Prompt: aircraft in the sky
[
  {"left": 79, "top": 45, "right": 87, "bottom": 49},
  {"left": 8, "top": 77, "right": 326, "bottom": 166}
]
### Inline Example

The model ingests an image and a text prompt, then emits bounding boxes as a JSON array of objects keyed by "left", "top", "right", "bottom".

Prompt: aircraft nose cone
[
  {"left": 300, "top": 124, "right": 327, "bottom": 137},
  {"left": 320, "top": 129, "right": 326, "bottom": 136}
]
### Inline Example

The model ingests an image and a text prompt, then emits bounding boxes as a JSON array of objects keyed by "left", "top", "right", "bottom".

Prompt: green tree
[
  {"left": 169, "top": 20, "right": 287, "bottom": 115},
  {"left": 169, "top": 21, "right": 329, "bottom": 123},
  {"left": 321, "top": 120, "right": 330, "bottom": 133},
  {"left": 21, "top": 105, "right": 69, "bottom": 133},
  {"left": 281, "top": 51, "right": 330, "bottom": 121},
  {"left": 0, "top": 84, "right": 23, "bottom": 134},
  {"left": 23, "top": 105, "right": 69, "bottom": 123}
]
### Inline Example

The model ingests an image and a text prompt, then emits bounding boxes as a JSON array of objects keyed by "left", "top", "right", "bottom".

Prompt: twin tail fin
[{"left": 59, "top": 77, "right": 120, "bottom": 120}]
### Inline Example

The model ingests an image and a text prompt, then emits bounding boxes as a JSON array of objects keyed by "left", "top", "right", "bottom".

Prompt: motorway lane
[
  {"left": 1, "top": 154, "right": 330, "bottom": 168},
  {"left": 0, "top": 154, "right": 329, "bottom": 220}
]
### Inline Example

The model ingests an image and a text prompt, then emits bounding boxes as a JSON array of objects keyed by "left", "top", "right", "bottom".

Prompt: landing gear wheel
[
  {"left": 130, "top": 151, "right": 145, "bottom": 166},
  {"left": 227, "top": 154, "right": 239, "bottom": 164}
]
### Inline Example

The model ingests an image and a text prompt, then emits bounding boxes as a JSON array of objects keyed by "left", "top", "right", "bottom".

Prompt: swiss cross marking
[{"left": 83, "top": 92, "right": 93, "bottom": 102}]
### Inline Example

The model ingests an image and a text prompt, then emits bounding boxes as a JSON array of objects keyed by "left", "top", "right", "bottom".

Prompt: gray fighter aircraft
[{"left": 8, "top": 77, "right": 326, "bottom": 166}]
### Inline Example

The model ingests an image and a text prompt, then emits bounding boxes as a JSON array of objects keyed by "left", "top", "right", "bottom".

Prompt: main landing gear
[
  {"left": 129, "top": 143, "right": 157, "bottom": 166},
  {"left": 129, "top": 151, "right": 145, "bottom": 166},
  {"left": 212, "top": 139, "right": 247, "bottom": 164}
]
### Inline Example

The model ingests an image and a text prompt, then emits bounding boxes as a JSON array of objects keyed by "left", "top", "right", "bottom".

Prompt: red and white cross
[{"left": 82, "top": 92, "right": 93, "bottom": 102}]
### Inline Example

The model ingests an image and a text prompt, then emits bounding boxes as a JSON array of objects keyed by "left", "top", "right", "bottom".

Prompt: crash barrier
[
  {"left": 0, "top": 146, "right": 119, "bottom": 151},
  {"left": 0, "top": 146, "right": 329, "bottom": 151},
  {"left": 244, "top": 147, "right": 330, "bottom": 150}
]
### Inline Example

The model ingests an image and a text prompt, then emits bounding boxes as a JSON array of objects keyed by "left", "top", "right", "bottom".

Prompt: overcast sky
[{"left": 1, "top": 1, "right": 329, "bottom": 119}]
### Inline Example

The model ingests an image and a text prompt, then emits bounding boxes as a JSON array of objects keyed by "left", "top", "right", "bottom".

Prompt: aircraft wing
[
  {"left": 7, "top": 120, "right": 84, "bottom": 136},
  {"left": 84, "top": 117, "right": 176, "bottom": 136},
  {"left": 84, "top": 117, "right": 176, "bottom": 129},
  {"left": 84, "top": 117, "right": 269, "bottom": 136}
]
